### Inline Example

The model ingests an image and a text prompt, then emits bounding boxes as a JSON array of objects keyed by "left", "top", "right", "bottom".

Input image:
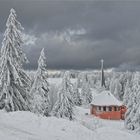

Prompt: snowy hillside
[
  {"left": 0, "top": 110, "right": 95, "bottom": 140},
  {"left": 0, "top": 108, "right": 139, "bottom": 140}
]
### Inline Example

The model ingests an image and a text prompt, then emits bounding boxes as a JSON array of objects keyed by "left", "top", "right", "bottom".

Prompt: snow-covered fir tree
[
  {"left": 113, "top": 79, "right": 122, "bottom": 100},
  {"left": 119, "top": 74, "right": 128, "bottom": 100},
  {"left": 77, "top": 72, "right": 84, "bottom": 88},
  {"left": 73, "top": 80, "right": 82, "bottom": 106},
  {"left": 81, "top": 75, "right": 92, "bottom": 104},
  {"left": 123, "top": 74, "right": 133, "bottom": 106},
  {"left": 132, "top": 102, "right": 140, "bottom": 132},
  {"left": 125, "top": 73, "right": 140, "bottom": 130},
  {"left": 124, "top": 90, "right": 135, "bottom": 129},
  {"left": 110, "top": 72, "right": 131, "bottom": 101},
  {"left": 52, "top": 71, "right": 74, "bottom": 120},
  {"left": 110, "top": 73, "right": 124, "bottom": 101},
  {"left": 124, "top": 74, "right": 135, "bottom": 129},
  {"left": 130, "top": 73, "right": 140, "bottom": 131},
  {"left": 0, "top": 9, "right": 31, "bottom": 111},
  {"left": 30, "top": 48, "right": 50, "bottom": 116}
]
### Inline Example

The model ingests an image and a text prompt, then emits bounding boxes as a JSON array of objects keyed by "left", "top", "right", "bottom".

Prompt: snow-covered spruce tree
[
  {"left": 0, "top": 9, "right": 31, "bottom": 111},
  {"left": 124, "top": 73, "right": 135, "bottom": 129},
  {"left": 77, "top": 73, "right": 82, "bottom": 88},
  {"left": 123, "top": 74, "right": 133, "bottom": 106},
  {"left": 30, "top": 48, "right": 50, "bottom": 116},
  {"left": 124, "top": 85, "right": 134, "bottom": 129},
  {"left": 73, "top": 80, "right": 82, "bottom": 106},
  {"left": 132, "top": 102, "right": 140, "bottom": 132},
  {"left": 131, "top": 102, "right": 140, "bottom": 132},
  {"left": 81, "top": 75, "right": 92, "bottom": 104},
  {"left": 77, "top": 72, "right": 88, "bottom": 88},
  {"left": 110, "top": 73, "right": 123, "bottom": 101},
  {"left": 52, "top": 71, "right": 74, "bottom": 120},
  {"left": 125, "top": 72, "right": 140, "bottom": 130},
  {"left": 130, "top": 73, "right": 140, "bottom": 131},
  {"left": 113, "top": 79, "right": 122, "bottom": 100}
]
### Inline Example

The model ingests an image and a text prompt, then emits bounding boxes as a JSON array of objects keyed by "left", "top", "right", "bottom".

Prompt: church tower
[{"left": 101, "top": 59, "right": 106, "bottom": 88}]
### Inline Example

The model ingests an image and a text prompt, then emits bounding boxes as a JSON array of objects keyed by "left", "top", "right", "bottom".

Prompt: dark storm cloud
[{"left": 1, "top": 0, "right": 140, "bottom": 70}]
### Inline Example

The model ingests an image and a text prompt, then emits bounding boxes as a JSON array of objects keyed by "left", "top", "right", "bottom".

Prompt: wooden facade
[{"left": 90, "top": 104, "right": 127, "bottom": 120}]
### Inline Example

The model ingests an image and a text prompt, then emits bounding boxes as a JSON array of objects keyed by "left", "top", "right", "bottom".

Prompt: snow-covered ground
[
  {"left": 74, "top": 107, "right": 139, "bottom": 140},
  {"left": 0, "top": 107, "right": 139, "bottom": 140},
  {"left": 0, "top": 78, "right": 139, "bottom": 140},
  {"left": 48, "top": 78, "right": 76, "bottom": 86},
  {"left": 0, "top": 110, "right": 95, "bottom": 140}
]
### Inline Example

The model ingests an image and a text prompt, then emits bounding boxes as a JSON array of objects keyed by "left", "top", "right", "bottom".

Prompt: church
[{"left": 90, "top": 60, "right": 127, "bottom": 120}]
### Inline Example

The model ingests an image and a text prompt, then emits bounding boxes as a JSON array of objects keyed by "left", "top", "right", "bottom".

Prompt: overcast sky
[{"left": 1, "top": 0, "right": 140, "bottom": 70}]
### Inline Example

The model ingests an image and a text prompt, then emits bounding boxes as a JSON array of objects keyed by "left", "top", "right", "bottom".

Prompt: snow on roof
[{"left": 91, "top": 90, "right": 122, "bottom": 106}]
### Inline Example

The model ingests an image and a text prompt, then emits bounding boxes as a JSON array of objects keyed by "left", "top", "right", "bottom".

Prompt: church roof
[{"left": 91, "top": 90, "right": 122, "bottom": 106}]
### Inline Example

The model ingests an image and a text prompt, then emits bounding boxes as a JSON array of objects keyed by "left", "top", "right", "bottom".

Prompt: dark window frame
[
  {"left": 114, "top": 106, "right": 117, "bottom": 111},
  {"left": 109, "top": 106, "right": 112, "bottom": 111},
  {"left": 103, "top": 106, "right": 106, "bottom": 112}
]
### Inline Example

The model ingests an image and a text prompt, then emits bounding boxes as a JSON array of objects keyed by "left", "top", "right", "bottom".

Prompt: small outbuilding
[{"left": 90, "top": 91, "right": 126, "bottom": 120}]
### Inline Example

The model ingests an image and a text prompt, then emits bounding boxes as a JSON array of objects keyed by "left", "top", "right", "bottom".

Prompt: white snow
[
  {"left": 0, "top": 78, "right": 139, "bottom": 140},
  {"left": 74, "top": 107, "right": 139, "bottom": 140},
  {"left": 48, "top": 78, "right": 76, "bottom": 86},
  {"left": 0, "top": 110, "right": 95, "bottom": 140},
  {"left": 0, "top": 104, "right": 139, "bottom": 140},
  {"left": 91, "top": 90, "right": 122, "bottom": 106},
  {"left": 94, "top": 127, "right": 137, "bottom": 140}
]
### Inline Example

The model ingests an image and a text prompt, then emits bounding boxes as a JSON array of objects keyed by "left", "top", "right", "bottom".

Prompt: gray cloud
[{"left": 1, "top": 0, "right": 140, "bottom": 70}]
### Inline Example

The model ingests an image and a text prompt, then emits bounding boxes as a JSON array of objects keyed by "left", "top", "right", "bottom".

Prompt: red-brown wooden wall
[{"left": 90, "top": 105, "right": 127, "bottom": 120}]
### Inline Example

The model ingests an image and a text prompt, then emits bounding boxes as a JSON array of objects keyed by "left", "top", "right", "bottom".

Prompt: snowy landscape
[{"left": 0, "top": 1, "right": 140, "bottom": 140}]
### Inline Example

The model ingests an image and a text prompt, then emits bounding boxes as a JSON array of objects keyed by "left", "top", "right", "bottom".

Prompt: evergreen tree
[
  {"left": 130, "top": 73, "right": 140, "bottom": 131},
  {"left": 123, "top": 75, "right": 133, "bottom": 106},
  {"left": 113, "top": 79, "right": 122, "bottom": 100},
  {"left": 52, "top": 71, "right": 74, "bottom": 120},
  {"left": 81, "top": 75, "right": 92, "bottom": 104},
  {"left": 77, "top": 72, "right": 87, "bottom": 88},
  {"left": 30, "top": 48, "right": 50, "bottom": 116},
  {"left": 125, "top": 73, "right": 140, "bottom": 130},
  {"left": 110, "top": 73, "right": 124, "bottom": 101},
  {"left": 132, "top": 102, "right": 140, "bottom": 132},
  {"left": 0, "top": 9, "right": 31, "bottom": 111},
  {"left": 73, "top": 80, "right": 82, "bottom": 106}
]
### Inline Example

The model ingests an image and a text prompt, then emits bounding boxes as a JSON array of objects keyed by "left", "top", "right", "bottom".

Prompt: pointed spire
[{"left": 101, "top": 59, "right": 106, "bottom": 88}]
